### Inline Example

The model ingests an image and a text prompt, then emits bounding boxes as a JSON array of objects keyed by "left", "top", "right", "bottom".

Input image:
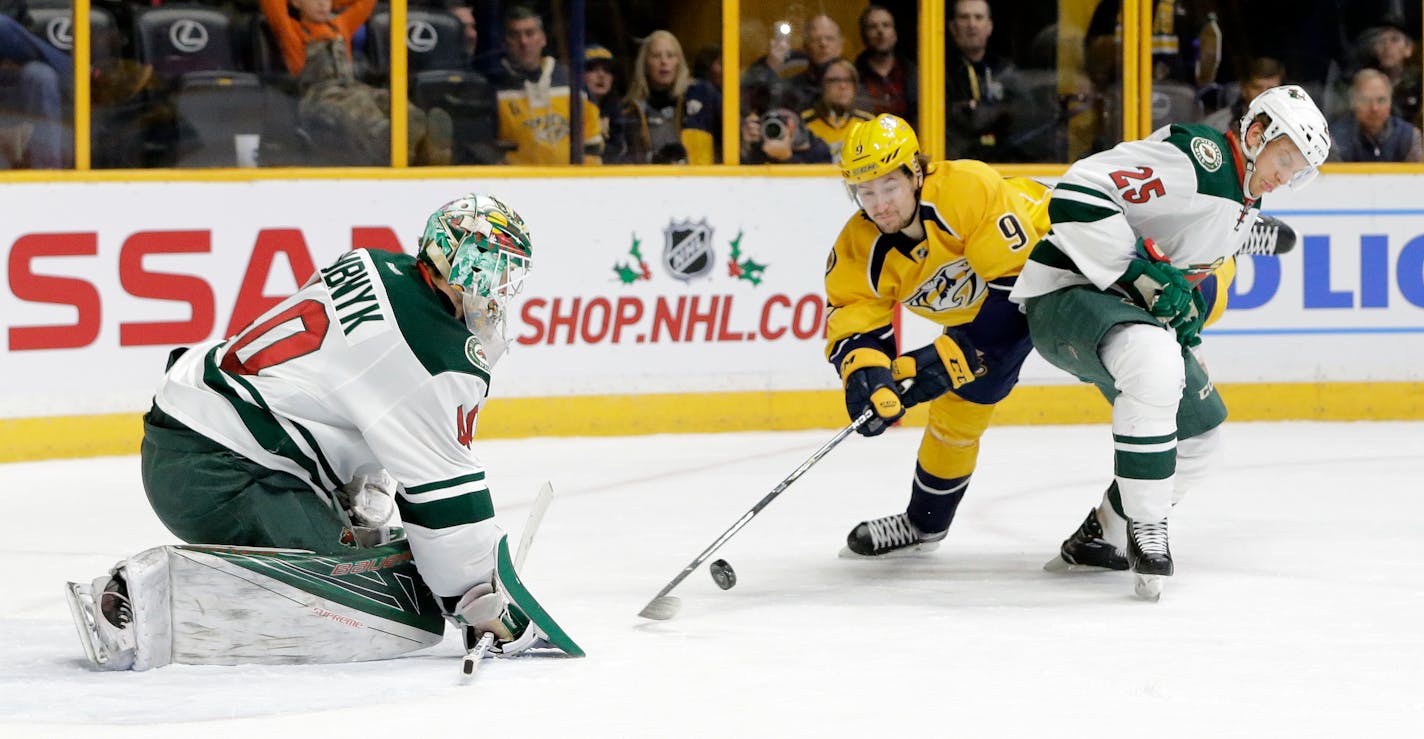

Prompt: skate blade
[
  {"left": 64, "top": 581, "right": 109, "bottom": 666},
  {"left": 1134, "top": 574, "right": 1167, "bottom": 602},
  {"left": 837, "top": 541, "right": 941, "bottom": 559},
  {"left": 1043, "top": 555, "right": 1126, "bottom": 573}
]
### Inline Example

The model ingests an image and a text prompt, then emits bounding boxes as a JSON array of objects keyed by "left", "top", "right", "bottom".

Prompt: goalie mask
[
  {"left": 418, "top": 194, "right": 533, "bottom": 362},
  {"left": 1238, "top": 85, "right": 1331, "bottom": 193}
]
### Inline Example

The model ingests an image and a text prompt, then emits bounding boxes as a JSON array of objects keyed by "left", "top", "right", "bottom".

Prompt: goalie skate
[
  {"left": 839, "top": 512, "right": 946, "bottom": 558},
  {"left": 64, "top": 575, "right": 135, "bottom": 670}
]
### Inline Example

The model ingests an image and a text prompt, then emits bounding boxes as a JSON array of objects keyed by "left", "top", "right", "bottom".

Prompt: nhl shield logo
[{"left": 662, "top": 218, "right": 715, "bottom": 281}]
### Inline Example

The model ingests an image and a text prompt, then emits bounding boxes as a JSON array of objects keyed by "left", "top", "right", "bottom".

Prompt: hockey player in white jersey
[
  {"left": 1009, "top": 86, "right": 1330, "bottom": 600},
  {"left": 65, "top": 194, "right": 582, "bottom": 669}
]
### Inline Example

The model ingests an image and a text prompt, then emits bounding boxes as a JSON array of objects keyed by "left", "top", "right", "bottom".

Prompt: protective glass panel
[
  {"left": 738, "top": 3, "right": 894, "bottom": 165},
  {"left": 1, "top": 0, "right": 78, "bottom": 169},
  {"left": 949, "top": 0, "right": 1098, "bottom": 162},
  {"left": 1172, "top": 1, "right": 1422, "bottom": 163},
  {"left": 463, "top": 1, "right": 722, "bottom": 166}
]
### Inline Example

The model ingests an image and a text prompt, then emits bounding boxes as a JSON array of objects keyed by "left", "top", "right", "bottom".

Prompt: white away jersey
[
  {"left": 156, "top": 248, "right": 501, "bottom": 597},
  {"left": 1010, "top": 124, "right": 1260, "bottom": 301}
]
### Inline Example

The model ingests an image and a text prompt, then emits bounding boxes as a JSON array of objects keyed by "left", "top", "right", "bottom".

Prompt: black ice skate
[
  {"left": 1127, "top": 517, "right": 1173, "bottom": 601},
  {"left": 1044, "top": 508, "right": 1129, "bottom": 572},
  {"left": 840, "top": 512, "right": 946, "bottom": 558}
]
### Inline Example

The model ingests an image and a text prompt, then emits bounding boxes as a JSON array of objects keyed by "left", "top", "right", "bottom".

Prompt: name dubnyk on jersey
[{"left": 155, "top": 248, "right": 503, "bottom": 597}]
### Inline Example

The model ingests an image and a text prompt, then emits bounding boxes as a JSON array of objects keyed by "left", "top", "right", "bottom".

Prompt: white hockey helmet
[
  {"left": 417, "top": 194, "right": 532, "bottom": 357},
  {"left": 1238, "top": 85, "right": 1331, "bottom": 190}
]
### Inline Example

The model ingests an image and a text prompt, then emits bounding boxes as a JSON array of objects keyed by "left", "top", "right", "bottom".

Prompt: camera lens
[{"left": 762, "top": 119, "right": 784, "bottom": 140}]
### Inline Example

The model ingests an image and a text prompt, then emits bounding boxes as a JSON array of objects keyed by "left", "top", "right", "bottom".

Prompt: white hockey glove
[
  {"left": 448, "top": 582, "right": 539, "bottom": 656},
  {"left": 338, "top": 469, "right": 397, "bottom": 527},
  {"left": 443, "top": 534, "right": 585, "bottom": 658}
]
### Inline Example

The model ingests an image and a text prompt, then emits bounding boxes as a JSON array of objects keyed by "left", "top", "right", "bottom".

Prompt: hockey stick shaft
[{"left": 638, "top": 407, "right": 874, "bottom": 613}]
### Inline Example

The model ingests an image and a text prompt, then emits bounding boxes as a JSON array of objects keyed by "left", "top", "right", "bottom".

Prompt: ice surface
[{"left": 3, "top": 422, "right": 1422, "bottom": 737}]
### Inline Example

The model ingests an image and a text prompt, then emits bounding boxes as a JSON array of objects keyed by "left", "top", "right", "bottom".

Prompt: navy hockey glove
[
  {"left": 1117, "top": 238, "right": 1197, "bottom": 332},
  {"left": 891, "top": 326, "right": 986, "bottom": 408},
  {"left": 840, "top": 348, "right": 904, "bottom": 436}
]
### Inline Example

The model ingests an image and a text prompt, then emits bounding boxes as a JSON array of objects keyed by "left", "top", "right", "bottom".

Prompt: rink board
[{"left": 2, "top": 174, "right": 1422, "bottom": 459}]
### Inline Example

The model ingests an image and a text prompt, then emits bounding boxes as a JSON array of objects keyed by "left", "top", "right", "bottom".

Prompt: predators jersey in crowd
[
  {"left": 825, "top": 159, "right": 1052, "bottom": 362},
  {"left": 496, "top": 57, "right": 604, "bottom": 165}
]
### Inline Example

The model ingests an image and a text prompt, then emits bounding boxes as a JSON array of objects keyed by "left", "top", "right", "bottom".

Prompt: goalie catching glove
[
  {"left": 1117, "top": 237, "right": 1208, "bottom": 347},
  {"left": 444, "top": 534, "right": 584, "bottom": 658},
  {"left": 840, "top": 348, "right": 905, "bottom": 436},
  {"left": 890, "top": 326, "right": 985, "bottom": 407}
]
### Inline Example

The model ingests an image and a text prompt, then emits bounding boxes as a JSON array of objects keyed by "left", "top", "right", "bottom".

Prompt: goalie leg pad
[{"left": 67, "top": 541, "right": 446, "bottom": 670}]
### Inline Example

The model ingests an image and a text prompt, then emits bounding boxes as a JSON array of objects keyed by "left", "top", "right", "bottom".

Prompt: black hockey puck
[{"left": 709, "top": 559, "right": 737, "bottom": 590}]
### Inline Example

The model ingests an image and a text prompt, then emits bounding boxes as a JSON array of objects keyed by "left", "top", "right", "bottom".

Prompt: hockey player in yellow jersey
[{"left": 826, "top": 113, "right": 1051, "bottom": 557}]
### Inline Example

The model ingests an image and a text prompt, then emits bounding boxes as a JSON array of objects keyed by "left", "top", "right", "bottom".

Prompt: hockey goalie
[{"left": 64, "top": 194, "right": 581, "bottom": 670}]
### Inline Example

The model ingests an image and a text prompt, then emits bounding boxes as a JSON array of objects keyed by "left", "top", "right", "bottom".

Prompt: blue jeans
[{"left": 0, "top": 15, "right": 72, "bottom": 168}]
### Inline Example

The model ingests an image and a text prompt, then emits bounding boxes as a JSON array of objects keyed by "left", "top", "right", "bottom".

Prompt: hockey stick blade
[
  {"left": 460, "top": 632, "right": 496, "bottom": 681},
  {"left": 635, "top": 408, "right": 876, "bottom": 620},
  {"left": 637, "top": 595, "right": 682, "bottom": 621}
]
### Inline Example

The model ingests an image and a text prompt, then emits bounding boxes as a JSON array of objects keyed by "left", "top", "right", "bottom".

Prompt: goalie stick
[
  {"left": 460, "top": 480, "right": 554, "bottom": 681},
  {"left": 637, "top": 407, "right": 876, "bottom": 621}
]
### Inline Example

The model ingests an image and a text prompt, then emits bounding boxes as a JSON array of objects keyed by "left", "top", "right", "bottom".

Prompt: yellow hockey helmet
[{"left": 839, "top": 114, "right": 921, "bottom": 185}]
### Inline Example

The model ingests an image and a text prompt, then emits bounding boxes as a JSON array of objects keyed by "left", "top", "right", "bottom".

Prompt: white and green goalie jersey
[
  {"left": 1011, "top": 123, "right": 1262, "bottom": 301},
  {"left": 156, "top": 248, "right": 500, "bottom": 598}
]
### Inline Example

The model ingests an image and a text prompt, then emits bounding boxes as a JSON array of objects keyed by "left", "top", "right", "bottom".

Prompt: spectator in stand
[
  {"left": 260, "top": 0, "right": 452, "bottom": 166},
  {"left": 1329, "top": 67, "right": 1423, "bottom": 162},
  {"left": 1203, "top": 57, "right": 1284, "bottom": 132},
  {"left": 692, "top": 44, "right": 722, "bottom": 93},
  {"left": 608, "top": 30, "right": 719, "bottom": 165},
  {"left": 742, "top": 86, "right": 831, "bottom": 165},
  {"left": 0, "top": 1, "right": 70, "bottom": 168},
  {"left": 1359, "top": 18, "right": 1422, "bottom": 126},
  {"left": 583, "top": 44, "right": 618, "bottom": 149},
  {"left": 801, "top": 58, "right": 872, "bottom": 160},
  {"left": 946, "top": 0, "right": 1013, "bottom": 160},
  {"left": 855, "top": 4, "right": 917, "bottom": 122},
  {"left": 788, "top": 14, "right": 846, "bottom": 111},
  {"left": 491, "top": 4, "right": 603, "bottom": 165},
  {"left": 741, "top": 18, "right": 809, "bottom": 119},
  {"left": 440, "top": 0, "right": 501, "bottom": 74}
]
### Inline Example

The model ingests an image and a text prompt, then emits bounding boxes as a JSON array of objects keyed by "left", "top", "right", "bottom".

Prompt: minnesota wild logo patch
[
  {"left": 1190, "top": 136, "right": 1223, "bottom": 172},
  {"left": 465, "top": 336, "right": 491, "bottom": 374}
]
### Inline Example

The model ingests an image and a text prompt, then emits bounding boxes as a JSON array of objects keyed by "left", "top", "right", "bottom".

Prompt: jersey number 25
[{"left": 1109, "top": 166, "right": 1166, "bottom": 204}]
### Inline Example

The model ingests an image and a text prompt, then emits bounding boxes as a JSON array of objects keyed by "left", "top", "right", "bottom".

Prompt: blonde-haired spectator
[
  {"left": 801, "top": 58, "right": 873, "bottom": 160},
  {"left": 608, "top": 30, "right": 721, "bottom": 164},
  {"left": 1329, "top": 67, "right": 1423, "bottom": 162}
]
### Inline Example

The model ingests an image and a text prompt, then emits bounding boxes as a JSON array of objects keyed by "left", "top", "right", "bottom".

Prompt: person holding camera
[
  {"left": 741, "top": 84, "right": 831, "bottom": 164},
  {"left": 825, "top": 113, "right": 1051, "bottom": 557}
]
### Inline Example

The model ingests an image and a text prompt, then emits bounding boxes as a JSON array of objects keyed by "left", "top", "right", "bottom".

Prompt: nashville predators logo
[
  {"left": 524, "top": 113, "right": 571, "bottom": 146},
  {"left": 906, "top": 259, "right": 986, "bottom": 313}
]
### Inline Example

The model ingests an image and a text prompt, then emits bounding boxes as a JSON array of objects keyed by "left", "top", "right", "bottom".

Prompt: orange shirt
[{"left": 260, "top": 0, "right": 376, "bottom": 75}]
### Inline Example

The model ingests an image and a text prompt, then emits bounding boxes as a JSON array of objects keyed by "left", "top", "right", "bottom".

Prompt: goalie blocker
[{"left": 65, "top": 535, "right": 581, "bottom": 670}]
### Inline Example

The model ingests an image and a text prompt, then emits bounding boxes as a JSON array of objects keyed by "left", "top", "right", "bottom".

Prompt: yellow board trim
[{"left": 3, "top": 382, "right": 1421, "bottom": 463}]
